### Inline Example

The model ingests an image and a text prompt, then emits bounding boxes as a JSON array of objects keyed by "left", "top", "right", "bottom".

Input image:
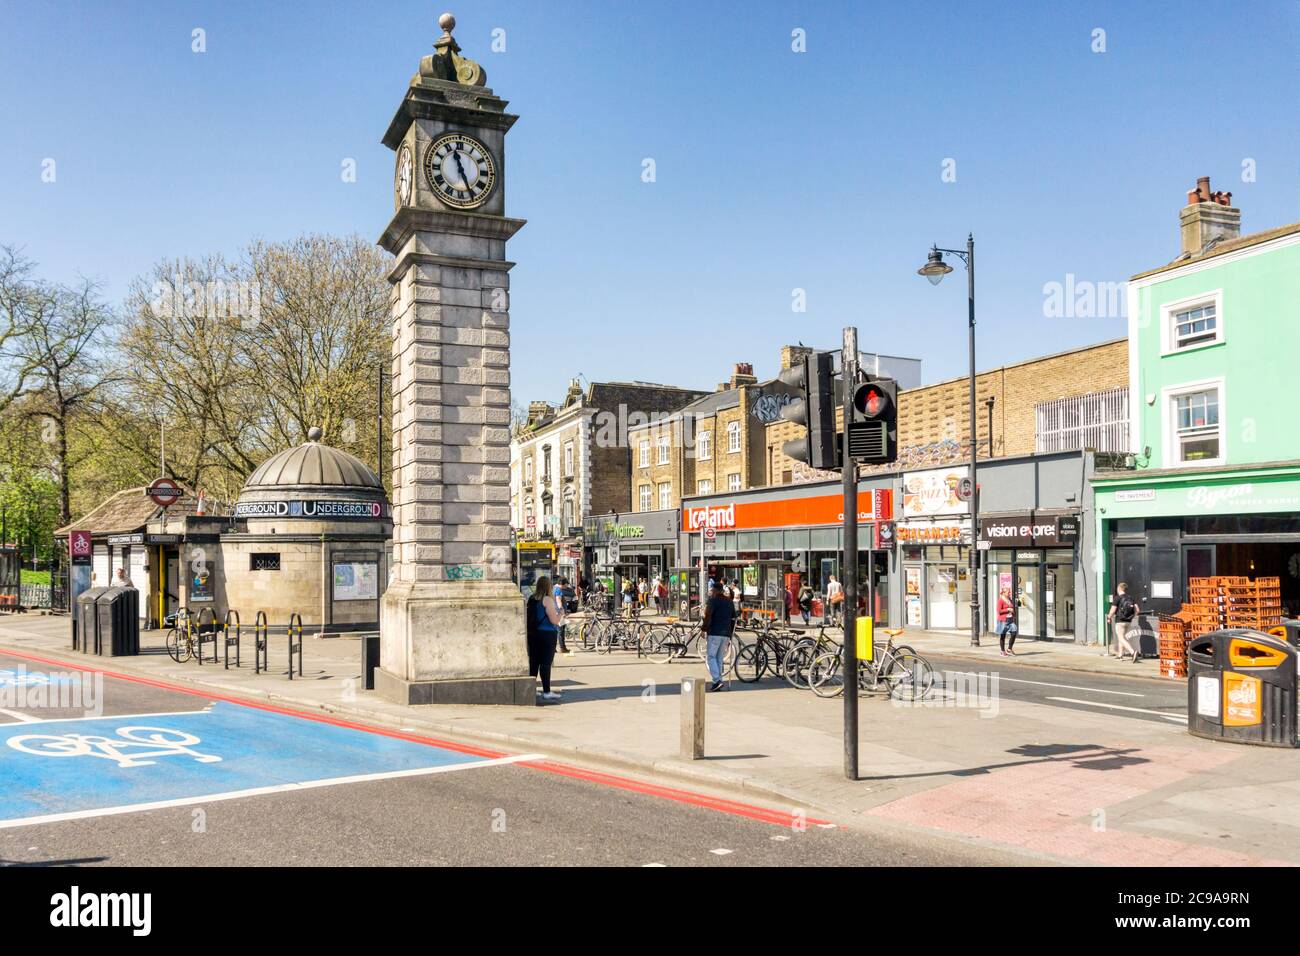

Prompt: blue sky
[{"left": 3, "top": 0, "right": 1299, "bottom": 405}]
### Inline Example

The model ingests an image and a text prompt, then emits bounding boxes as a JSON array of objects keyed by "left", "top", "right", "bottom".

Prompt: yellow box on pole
[{"left": 856, "top": 616, "right": 874, "bottom": 662}]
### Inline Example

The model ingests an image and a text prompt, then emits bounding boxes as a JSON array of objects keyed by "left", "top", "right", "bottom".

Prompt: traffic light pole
[{"left": 841, "top": 326, "right": 859, "bottom": 782}]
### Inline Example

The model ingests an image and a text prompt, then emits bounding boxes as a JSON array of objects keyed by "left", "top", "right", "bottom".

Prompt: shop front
[
  {"left": 680, "top": 481, "right": 894, "bottom": 625},
  {"left": 979, "top": 513, "right": 1081, "bottom": 640},
  {"left": 583, "top": 509, "right": 678, "bottom": 592},
  {"left": 898, "top": 466, "right": 973, "bottom": 632},
  {"left": 896, "top": 452, "right": 1103, "bottom": 642},
  {"left": 1093, "top": 462, "right": 1300, "bottom": 637}
]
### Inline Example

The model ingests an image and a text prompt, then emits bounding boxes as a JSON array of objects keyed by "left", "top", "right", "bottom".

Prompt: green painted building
[{"left": 1091, "top": 176, "right": 1300, "bottom": 641}]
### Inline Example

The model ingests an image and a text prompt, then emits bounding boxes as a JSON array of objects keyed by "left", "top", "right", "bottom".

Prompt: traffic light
[
  {"left": 778, "top": 351, "right": 838, "bottom": 470},
  {"left": 848, "top": 375, "right": 898, "bottom": 464}
]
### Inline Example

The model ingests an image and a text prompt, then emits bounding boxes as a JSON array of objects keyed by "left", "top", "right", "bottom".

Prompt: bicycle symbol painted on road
[{"left": 6, "top": 726, "right": 223, "bottom": 769}]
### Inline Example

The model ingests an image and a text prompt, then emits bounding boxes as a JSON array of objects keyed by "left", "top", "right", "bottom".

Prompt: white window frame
[
  {"left": 658, "top": 482, "right": 672, "bottom": 510},
  {"left": 638, "top": 439, "right": 650, "bottom": 468},
  {"left": 657, "top": 434, "right": 671, "bottom": 465},
  {"left": 727, "top": 420, "right": 741, "bottom": 453},
  {"left": 563, "top": 441, "right": 574, "bottom": 477},
  {"left": 639, "top": 484, "right": 652, "bottom": 511},
  {"left": 1162, "top": 377, "right": 1225, "bottom": 468},
  {"left": 697, "top": 479, "right": 712, "bottom": 494},
  {"left": 1160, "top": 289, "right": 1224, "bottom": 356},
  {"left": 524, "top": 457, "right": 533, "bottom": 482},
  {"left": 697, "top": 430, "right": 712, "bottom": 461},
  {"left": 728, "top": 472, "right": 742, "bottom": 491}
]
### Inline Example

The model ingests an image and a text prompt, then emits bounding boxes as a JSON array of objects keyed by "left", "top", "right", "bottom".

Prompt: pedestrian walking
[
  {"left": 996, "top": 585, "right": 1018, "bottom": 656},
  {"left": 731, "top": 578, "right": 743, "bottom": 617},
  {"left": 527, "top": 576, "right": 565, "bottom": 701},
  {"left": 798, "top": 582, "right": 813, "bottom": 626},
  {"left": 701, "top": 581, "right": 736, "bottom": 692},
  {"left": 553, "top": 577, "right": 573, "bottom": 654},
  {"left": 826, "top": 575, "right": 844, "bottom": 626},
  {"left": 1106, "top": 582, "right": 1142, "bottom": 663},
  {"left": 657, "top": 576, "right": 669, "bottom": 614}
]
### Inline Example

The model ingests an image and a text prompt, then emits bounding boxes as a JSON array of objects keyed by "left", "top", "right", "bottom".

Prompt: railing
[{"left": 1036, "top": 387, "right": 1129, "bottom": 454}]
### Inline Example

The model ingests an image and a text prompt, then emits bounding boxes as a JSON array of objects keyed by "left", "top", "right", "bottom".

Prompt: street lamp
[{"left": 917, "top": 235, "right": 981, "bottom": 648}]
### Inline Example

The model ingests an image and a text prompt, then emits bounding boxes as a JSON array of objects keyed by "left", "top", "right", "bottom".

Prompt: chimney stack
[
  {"left": 780, "top": 344, "right": 813, "bottom": 371},
  {"left": 1180, "top": 176, "right": 1240, "bottom": 257},
  {"left": 729, "top": 362, "right": 758, "bottom": 388}
]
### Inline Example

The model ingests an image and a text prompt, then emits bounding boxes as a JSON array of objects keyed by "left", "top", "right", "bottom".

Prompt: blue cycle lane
[{"left": 0, "top": 688, "right": 531, "bottom": 828}]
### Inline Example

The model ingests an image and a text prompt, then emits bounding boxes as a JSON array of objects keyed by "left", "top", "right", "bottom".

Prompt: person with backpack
[
  {"left": 996, "top": 585, "right": 1018, "bottom": 656},
  {"left": 552, "top": 577, "right": 575, "bottom": 655},
  {"left": 526, "top": 576, "right": 565, "bottom": 701},
  {"left": 797, "top": 583, "right": 814, "bottom": 626},
  {"left": 1106, "top": 582, "right": 1142, "bottom": 662}
]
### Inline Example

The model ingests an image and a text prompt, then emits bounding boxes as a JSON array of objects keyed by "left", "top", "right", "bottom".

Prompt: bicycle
[
  {"left": 733, "top": 618, "right": 802, "bottom": 683},
  {"left": 165, "top": 609, "right": 197, "bottom": 663},
  {"left": 781, "top": 623, "right": 845, "bottom": 689},
  {"left": 808, "top": 628, "right": 935, "bottom": 701},
  {"left": 650, "top": 619, "right": 737, "bottom": 671}
]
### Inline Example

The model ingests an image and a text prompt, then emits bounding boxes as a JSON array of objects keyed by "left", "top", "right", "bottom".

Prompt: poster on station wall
[{"left": 334, "top": 561, "right": 378, "bottom": 601}]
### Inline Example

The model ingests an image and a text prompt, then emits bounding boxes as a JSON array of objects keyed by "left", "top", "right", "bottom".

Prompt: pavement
[{"left": 2, "top": 611, "right": 1299, "bottom": 866}]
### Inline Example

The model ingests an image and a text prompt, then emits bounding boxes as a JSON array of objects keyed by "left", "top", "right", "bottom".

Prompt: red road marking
[{"left": 0, "top": 646, "right": 831, "bottom": 829}]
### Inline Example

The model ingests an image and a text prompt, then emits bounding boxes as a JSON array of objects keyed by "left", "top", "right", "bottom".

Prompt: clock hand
[{"left": 451, "top": 150, "right": 471, "bottom": 189}]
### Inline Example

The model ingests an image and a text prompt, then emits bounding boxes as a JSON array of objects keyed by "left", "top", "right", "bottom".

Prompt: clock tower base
[{"left": 376, "top": 579, "right": 535, "bottom": 706}]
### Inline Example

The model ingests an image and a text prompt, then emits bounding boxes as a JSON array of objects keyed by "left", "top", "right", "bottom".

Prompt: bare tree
[
  {"left": 18, "top": 277, "right": 116, "bottom": 525},
  {"left": 0, "top": 246, "right": 49, "bottom": 416}
]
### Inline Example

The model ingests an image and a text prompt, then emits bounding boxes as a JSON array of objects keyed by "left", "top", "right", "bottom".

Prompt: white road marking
[
  {"left": 948, "top": 670, "right": 1145, "bottom": 698},
  {"left": 770, "top": 834, "right": 790, "bottom": 841},
  {"left": 643, "top": 862, "right": 666, "bottom": 867},
  {"left": 1045, "top": 697, "right": 1187, "bottom": 723},
  {"left": 0, "top": 708, "right": 40, "bottom": 723},
  {"left": 0, "top": 752, "right": 546, "bottom": 830},
  {"left": 710, "top": 848, "right": 733, "bottom": 855},
  {"left": 0, "top": 708, "right": 210, "bottom": 727}
]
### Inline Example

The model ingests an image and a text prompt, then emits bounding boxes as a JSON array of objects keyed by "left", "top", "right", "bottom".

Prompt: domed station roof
[
  {"left": 244, "top": 428, "right": 381, "bottom": 490},
  {"left": 236, "top": 428, "right": 389, "bottom": 518}
]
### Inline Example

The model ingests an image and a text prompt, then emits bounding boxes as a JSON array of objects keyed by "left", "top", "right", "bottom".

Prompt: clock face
[
  {"left": 395, "top": 144, "right": 413, "bottom": 207},
  {"left": 423, "top": 132, "right": 497, "bottom": 209}
]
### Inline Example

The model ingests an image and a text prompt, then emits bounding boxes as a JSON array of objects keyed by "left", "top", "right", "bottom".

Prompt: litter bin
[
  {"left": 76, "top": 587, "right": 110, "bottom": 653},
  {"left": 1268, "top": 619, "right": 1300, "bottom": 649},
  {"left": 93, "top": 587, "right": 141, "bottom": 657},
  {"left": 1187, "top": 628, "right": 1297, "bottom": 748},
  {"left": 361, "top": 634, "right": 380, "bottom": 690}
]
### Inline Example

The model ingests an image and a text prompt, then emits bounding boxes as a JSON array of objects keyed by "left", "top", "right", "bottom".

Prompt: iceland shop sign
[{"left": 234, "top": 499, "right": 387, "bottom": 520}]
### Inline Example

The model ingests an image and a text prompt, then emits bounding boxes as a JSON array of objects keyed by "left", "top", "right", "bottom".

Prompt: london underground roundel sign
[{"left": 147, "top": 478, "right": 183, "bottom": 508}]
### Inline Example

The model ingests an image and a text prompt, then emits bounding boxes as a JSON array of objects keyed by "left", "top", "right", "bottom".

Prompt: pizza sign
[{"left": 147, "top": 478, "right": 183, "bottom": 508}]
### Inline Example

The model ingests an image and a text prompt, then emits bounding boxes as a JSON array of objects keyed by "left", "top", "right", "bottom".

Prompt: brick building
[
  {"left": 766, "top": 338, "right": 1130, "bottom": 483},
  {"left": 510, "top": 378, "right": 707, "bottom": 577},
  {"left": 627, "top": 364, "right": 771, "bottom": 513}
]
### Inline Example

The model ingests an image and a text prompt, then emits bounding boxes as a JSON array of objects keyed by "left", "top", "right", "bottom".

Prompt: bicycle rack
[
  {"left": 287, "top": 612, "right": 303, "bottom": 679},
  {"left": 223, "top": 609, "right": 241, "bottom": 669},
  {"left": 253, "top": 611, "right": 269, "bottom": 674},
  {"left": 195, "top": 607, "right": 219, "bottom": 664}
]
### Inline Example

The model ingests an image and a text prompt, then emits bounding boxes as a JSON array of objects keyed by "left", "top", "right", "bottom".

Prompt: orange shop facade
[{"left": 679, "top": 477, "right": 897, "bottom": 625}]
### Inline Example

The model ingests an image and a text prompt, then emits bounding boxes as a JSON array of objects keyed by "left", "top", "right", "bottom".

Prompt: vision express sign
[
  {"left": 234, "top": 500, "right": 387, "bottom": 519},
  {"left": 979, "top": 513, "right": 1079, "bottom": 547}
]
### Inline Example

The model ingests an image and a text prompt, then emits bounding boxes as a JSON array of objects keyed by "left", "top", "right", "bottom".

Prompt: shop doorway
[
  {"left": 1016, "top": 565, "right": 1038, "bottom": 636},
  {"left": 926, "top": 564, "right": 957, "bottom": 629}
]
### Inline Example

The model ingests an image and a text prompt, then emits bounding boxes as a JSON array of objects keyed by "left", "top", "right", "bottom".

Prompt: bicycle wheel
[
  {"left": 166, "top": 628, "right": 191, "bottom": 663},
  {"left": 783, "top": 640, "right": 815, "bottom": 688},
  {"left": 808, "top": 651, "right": 844, "bottom": 698},
  {"left": 733, "top": 643, "right": 763, "bottom": 682},
  {"left": 651, "top": 630, "right": 686, "bottom": 664},
  {"left": 882, "top": 651, "right": 935, "bottom": 702}
]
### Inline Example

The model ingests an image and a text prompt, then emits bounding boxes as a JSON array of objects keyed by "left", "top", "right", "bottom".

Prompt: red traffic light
[{"left": 852, "top": 382, "right": 892, "bottom": 419}]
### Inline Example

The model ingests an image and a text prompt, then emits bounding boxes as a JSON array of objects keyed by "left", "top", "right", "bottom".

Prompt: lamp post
[{"left": 918, "top": 234, "right": 981, "bottom": 648}]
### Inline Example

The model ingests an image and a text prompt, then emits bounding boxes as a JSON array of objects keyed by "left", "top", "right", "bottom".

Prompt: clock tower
[{"left": 376, "top": 12, "right": 532, "bottom": 704}]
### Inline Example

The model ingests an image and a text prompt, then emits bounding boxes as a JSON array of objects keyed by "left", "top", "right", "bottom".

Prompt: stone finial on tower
[{"left": 419, "top": 10, "right": 486, "bottom": 87}]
